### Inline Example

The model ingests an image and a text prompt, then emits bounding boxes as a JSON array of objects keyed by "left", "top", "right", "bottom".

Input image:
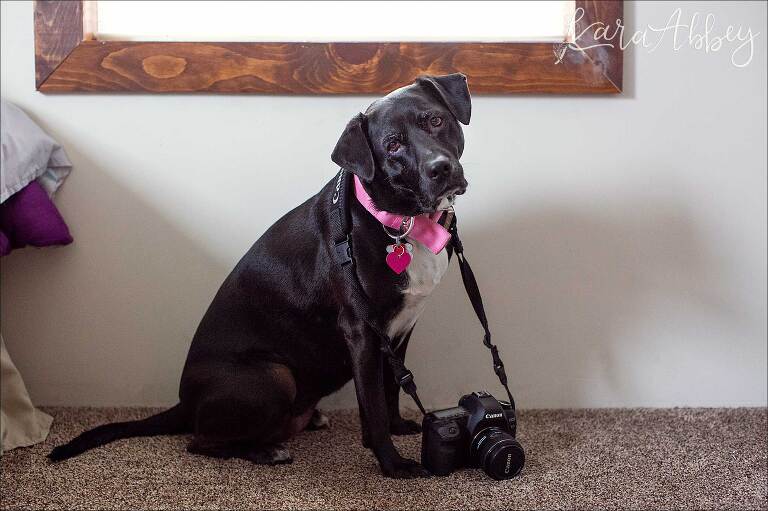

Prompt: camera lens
[{"left": 470, "top": 427, "right": 525, "bottom": 480}]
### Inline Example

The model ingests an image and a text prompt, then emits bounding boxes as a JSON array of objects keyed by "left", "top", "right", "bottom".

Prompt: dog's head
[{"left": 332, "top": 73, "right": 471, "bottom": 215}]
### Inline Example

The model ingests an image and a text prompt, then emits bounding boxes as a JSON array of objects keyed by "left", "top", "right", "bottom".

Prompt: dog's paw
[
  {"left": 306, "top": 409, "right": 330, "bottom": 431},
  {"left": 380, "top": 457, "right": 431, "bottom": 479},
  {"left": 247, "top": 444, "right": 293, "bottom": 465},
  {"left": 390, "top": 418, "right": 422, "bottom": 436}
]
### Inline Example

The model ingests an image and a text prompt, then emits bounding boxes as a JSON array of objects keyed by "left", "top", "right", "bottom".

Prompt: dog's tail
[{"left": 48, "top": 403, "right": 188, "bottom": 462}]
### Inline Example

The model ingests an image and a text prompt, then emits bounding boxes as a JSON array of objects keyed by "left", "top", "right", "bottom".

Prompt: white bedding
[{"left": 1, "top": 99, "right": 72, "bottom": 203}]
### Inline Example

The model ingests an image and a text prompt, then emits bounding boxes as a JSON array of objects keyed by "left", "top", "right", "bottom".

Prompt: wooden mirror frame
[{"left": 34, "top": 0, "right": 622, "bottom": 94}]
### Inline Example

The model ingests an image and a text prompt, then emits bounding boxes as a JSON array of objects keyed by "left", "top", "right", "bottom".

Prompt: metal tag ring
[{"left": 383, "top": 216, "right": 415, "bottom": 240}]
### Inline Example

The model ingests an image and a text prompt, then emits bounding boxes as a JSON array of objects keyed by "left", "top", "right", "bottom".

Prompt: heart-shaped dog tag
[{"left": 385, "top": 244, "right": 412, "bottom": 274}]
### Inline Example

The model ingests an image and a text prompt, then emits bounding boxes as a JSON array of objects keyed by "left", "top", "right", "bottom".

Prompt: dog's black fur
[{"left": 49, "top": 74, "right": 470, "bottom": 478}]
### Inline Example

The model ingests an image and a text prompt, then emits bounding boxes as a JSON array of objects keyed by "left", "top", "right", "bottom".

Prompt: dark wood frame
[{"left": 34, "top": 0, "right": 622, "bottom": 94}]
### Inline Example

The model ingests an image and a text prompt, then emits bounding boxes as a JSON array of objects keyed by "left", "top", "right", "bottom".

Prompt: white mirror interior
[{"left": 96, "top": 1, "right": 575, "bottom": 43}]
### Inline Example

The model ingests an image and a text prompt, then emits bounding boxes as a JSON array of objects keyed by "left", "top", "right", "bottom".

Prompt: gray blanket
[{"left": 1, "top": 99, "right": 71, "bottom": 203}]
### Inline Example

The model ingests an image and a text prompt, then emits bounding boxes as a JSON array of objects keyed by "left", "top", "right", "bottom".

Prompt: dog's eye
[
  {"left": 430, "top": 116, "right": 443, "bottom": 127},
  {"left": 386, "top": 141, "right": 401, "bottom": 153}
]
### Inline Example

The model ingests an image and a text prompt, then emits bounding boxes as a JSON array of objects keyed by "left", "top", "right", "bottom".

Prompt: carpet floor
[{"left": 1, "top": 407, "right": 766, "bottom": 510}]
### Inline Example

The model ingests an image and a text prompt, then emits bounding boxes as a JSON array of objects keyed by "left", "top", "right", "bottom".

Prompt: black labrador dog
[{"left": 49, "top": 73, "right": 470, "bottom": 478}]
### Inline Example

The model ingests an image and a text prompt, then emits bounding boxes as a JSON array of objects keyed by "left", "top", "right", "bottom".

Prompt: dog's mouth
[
  {"left": 416, "top": 194, "right": 456, "bottom": 215},
  {"left": 425, "top": 186, "right": 466, "bottom": 214},
  {"left": 435, "top": 194, "right": 457, "bottom": 211}
]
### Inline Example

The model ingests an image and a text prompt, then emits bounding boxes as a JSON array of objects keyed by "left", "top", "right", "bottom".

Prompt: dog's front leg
[
  {"left": 342, "top": 316, "right": 429, "bottom": 479},
  {"left": 384, "top": 329, "right": 422, "bottom": 436}
]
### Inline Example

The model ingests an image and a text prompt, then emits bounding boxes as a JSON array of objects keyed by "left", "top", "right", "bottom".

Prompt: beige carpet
[{"left": 1, "top": 407, "right": 766, "bottom": 510}]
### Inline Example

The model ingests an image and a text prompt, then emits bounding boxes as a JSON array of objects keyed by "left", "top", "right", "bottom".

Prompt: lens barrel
[{"left": 470, "top": 427, "right": 525, "bottom": 480}]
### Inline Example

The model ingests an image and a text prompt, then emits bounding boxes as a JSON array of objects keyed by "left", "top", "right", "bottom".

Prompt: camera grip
[{"left": 421, "top": 419, "right": 465, "bottom": 476}]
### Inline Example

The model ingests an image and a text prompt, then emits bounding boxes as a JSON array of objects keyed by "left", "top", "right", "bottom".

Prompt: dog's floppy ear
[
  {"left": 416, "top": 73, "right": 471, "bottom": 125},
  {"left": 331, "top": 113, "right": 375, "bottom": 181}
]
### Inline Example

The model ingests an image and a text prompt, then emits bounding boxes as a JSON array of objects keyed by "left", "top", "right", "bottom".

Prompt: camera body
[{"left": 421, "top": 391, "right": 525, "bottom": 480}]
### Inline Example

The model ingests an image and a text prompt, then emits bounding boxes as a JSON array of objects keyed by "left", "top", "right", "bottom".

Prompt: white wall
[{"left": 1, "top": 1, "right": 765, "bottom": 409}]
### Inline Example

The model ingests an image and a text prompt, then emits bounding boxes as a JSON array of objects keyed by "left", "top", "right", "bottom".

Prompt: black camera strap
[
  {"left": 447, "top": 219, "right": 516, "bottom": 410},
  {"left": 331, "top": 170, "right": 427, "bottom": 415},
  {"left": 330, "top": 169, "right": 514, "bottom": 415}
]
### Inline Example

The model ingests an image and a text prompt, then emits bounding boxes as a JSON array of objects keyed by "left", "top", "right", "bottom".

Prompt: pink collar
[{"left": 353, "top": 175, "right": 451, "bottom": 254}]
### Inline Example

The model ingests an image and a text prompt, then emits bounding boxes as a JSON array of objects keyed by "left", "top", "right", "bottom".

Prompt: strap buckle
[
  {"left": 397, "top": 369, "right": 414, "bottom": 387},
  {"left": 491, "top": 345, "right": 508, "bottom": 384},
  {"left": 333, "top": 236, "right": 353, "bottom": 265}
]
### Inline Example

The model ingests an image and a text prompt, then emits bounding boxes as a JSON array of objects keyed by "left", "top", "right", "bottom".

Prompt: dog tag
[
  {"left": 385, "top": 242, "right": 413, "bottom": 253},
  {"left": 385, "top": 243, "right": 412, "bottom": 274}
]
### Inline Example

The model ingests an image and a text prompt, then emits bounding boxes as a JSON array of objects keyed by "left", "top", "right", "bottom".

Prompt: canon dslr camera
[{"left": 421, "top": 391, "right": 525, "bottom": 480}]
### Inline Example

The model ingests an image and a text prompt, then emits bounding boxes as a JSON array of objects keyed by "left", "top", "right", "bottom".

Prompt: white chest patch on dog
[{"left": 386, "top": 238, "right": 449, "bottom": 339}]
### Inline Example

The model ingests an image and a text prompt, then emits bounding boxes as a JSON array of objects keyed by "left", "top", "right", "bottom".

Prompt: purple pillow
[
  {"left": 0, "top": 181, "right": 72, "bottom": 255},
  {"left": 0, "top": 230, "right": 9, "bottom": 256}
]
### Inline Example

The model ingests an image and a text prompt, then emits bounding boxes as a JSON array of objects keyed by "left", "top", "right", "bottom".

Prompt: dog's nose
[
  {"left": 454, "top": 175, "right": 468, "bottom": 194},
  {"left": 427, "top": 156, "right": 464, "bottom": 181},
  {"left": 427, "top": 157, "right": 454, "bottom": 181}
]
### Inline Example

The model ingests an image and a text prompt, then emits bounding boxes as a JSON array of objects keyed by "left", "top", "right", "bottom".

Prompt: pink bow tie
[{"left": 353, "top": 175, "right": 451, "bottom": 254}]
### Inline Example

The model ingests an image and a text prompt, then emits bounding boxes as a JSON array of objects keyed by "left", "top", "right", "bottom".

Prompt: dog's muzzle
[
  {"left": 434, "top": 177, "right": 467, "bottom": 211},
  {"left": 435, "top": 187, "right": 466, "bottom": 211}
]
